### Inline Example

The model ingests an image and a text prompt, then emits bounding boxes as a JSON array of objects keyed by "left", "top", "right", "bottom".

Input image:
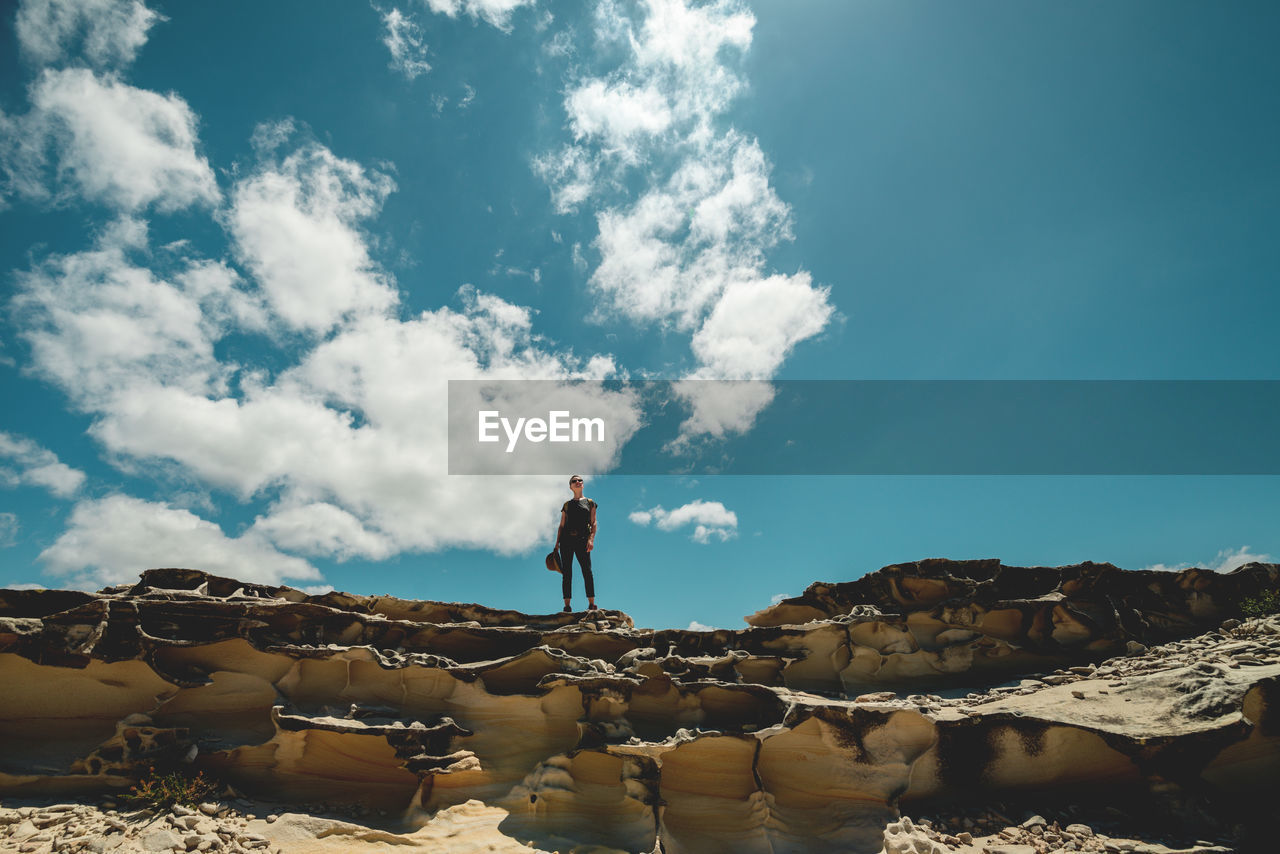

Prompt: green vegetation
[
  {"left": 1240, "top": 590, "right": 1280, "bottom": 618},
  {"left": 124, "top": 766, "right": 218, "bottom": 810}
]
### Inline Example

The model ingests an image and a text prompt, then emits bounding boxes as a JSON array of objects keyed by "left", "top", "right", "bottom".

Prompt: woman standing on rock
[{"left": 555, "top": 475, "right": 597, "bottom": 613}]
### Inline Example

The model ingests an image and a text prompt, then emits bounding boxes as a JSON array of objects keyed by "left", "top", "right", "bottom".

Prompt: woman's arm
[
  {"left": 556, "top": 508, "right": 566, "bottom": 549},
  {"left": 586, "top": 503, "right": 597, "bottom": 552}
]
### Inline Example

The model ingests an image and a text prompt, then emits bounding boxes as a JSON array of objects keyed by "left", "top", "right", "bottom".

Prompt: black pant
[{"left": 559, "top": 538, "right": 594, "bottom": 599}]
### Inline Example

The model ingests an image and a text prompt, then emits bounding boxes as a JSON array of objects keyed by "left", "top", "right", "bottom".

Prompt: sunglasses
[{"left": 570, "top": 479, "right": 583, "bottom": 484}]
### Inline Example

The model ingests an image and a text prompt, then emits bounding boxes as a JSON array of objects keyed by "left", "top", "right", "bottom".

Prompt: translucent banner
[{"left": 447, "top": 380, "right": 1280, "bottom": 475}]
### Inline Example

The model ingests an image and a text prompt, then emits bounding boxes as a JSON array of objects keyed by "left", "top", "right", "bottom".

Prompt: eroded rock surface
[{"left": 1, "top": 561, "right": 1277, "bottom": 853}]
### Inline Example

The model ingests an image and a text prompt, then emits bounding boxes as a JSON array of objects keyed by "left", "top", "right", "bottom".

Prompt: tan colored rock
[{"left": 1, "top": 566, "right": 1276, "bottom": 853}]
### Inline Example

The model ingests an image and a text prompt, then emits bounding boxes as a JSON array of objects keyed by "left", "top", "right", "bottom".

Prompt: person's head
[{"left": 569, "top": 474, "right": 584, "bottom": 492}]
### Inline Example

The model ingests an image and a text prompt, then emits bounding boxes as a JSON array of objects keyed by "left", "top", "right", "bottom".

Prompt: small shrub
[
  {"left": 1240, "top": 590, "right": 1280, "bottom": 618},
  {"left": 124, "top": 765, "right": 218, "bottom": 810}
]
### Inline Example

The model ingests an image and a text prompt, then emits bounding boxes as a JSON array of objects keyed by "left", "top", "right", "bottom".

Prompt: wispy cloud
[
  {"left": 0, "top": 432, "right": 86, "bottom": 497},
  {"left": 0, "top": 513, "right": 19, "bottom": 547},
  {"left": 378, "top": 6, "right": 432, "bottom": 80},
  {"left": 421, "top": 0, "right": 536, "bottom": 32},
  {"left": 16, "top": 0, "right": 163, "bottom": 68},
  {"left": 537, "top": 0, "right": 834, "bottom": 443},
  {"left": 1143, "top": 546, "right": 1272, "bottom": 574}
]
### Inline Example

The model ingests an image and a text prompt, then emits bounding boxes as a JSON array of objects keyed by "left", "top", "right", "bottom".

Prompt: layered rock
[
  {"left": 749, "top": 558, "right": 1280, "bottom": 690},
  {"left": 1, "top": 560, "right": 1277, "bottom": 853}
]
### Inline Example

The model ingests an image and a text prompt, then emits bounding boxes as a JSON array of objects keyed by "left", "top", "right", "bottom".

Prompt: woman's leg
[
  {"left": 577, "top": 543, "right": 594, "bottom": 600},
  {"left": 560, "top": 544, "right": 574, "bottom": 601}
]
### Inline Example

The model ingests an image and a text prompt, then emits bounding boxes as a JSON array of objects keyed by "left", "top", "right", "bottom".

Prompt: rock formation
[{"left": 1, "top": 559, "right": 1277, "bottom": 853}]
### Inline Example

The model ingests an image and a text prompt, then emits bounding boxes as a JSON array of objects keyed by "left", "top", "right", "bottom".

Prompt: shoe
[
  {"left": 588, "top": 604, "right": 598, "bottom": 612},
  {"left": 562, "top": 605, "right": 572, "bottom": 613}
]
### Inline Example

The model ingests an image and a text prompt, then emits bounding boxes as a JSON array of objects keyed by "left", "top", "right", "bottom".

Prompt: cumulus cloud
[
  {"left": 0, "top": 432, "right": 86, "bottom": 497},
  {"left": 1143, "top": 546, "right": 1273, "bottom": 575},
  {"left": 689, "top": 273, "right": 833, "bottom": 379},
  {"left": 11, "top": 122, "right": 638, "bottom": 563},
  {"left": 630, "top": 498, "right": 737, "bottom": 543},
  {"left": 379, "top": 7, "right": 432, "bottom": 79},
  {"left": 14, "top": 68, "right": 220, "bottom": 211},
  {"left": 12, "top": 240, "right": 259, "bottom": 408},
  {"left": 250, "top": 501, "right": 396, "bottom": 561},
  {"left": 567, "top": 80, "right": 672, "bottom": 155},
  {"left": 86, "top": 292, "right": 637, "bottom": 555},
  {"left": 3, "top": 22, "right": 644, "bottom": 571},
  {"left": 16, "top": 0, "right": 162, "bottom": 68},
  {"left": 226, "top": 135, "right": 398, "bottom": 333},
  {"left": 38, "top": 494, "right": 321, "bottom": 590},
  {"left": 687, "top": 620, "right": 718, "bottom": 631},
  {"left": 421, "top": 0, "right": 536, "bottom": 31},
  {"left": 539, "top": 0, "right": 834, "bottom": 443}
]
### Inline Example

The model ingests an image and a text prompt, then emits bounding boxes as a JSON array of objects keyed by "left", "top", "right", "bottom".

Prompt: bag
[{"left": 545, "top": 550, "right": 562, "bottom": 573}]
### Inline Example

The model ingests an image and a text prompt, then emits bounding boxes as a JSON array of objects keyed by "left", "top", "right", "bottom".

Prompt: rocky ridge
[{"left": 1, "top": 560, "right": 1277, "bottom": 853}]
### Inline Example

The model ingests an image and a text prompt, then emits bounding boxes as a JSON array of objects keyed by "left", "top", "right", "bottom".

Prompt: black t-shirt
[{"left": 562, "top": 498, "right": 596, "bottom": 538}]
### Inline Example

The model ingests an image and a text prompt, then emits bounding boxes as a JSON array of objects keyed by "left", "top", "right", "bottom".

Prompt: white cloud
[
  {"left": 12, "top": 242, "right": 256, "bottom": 407},
  {"left": 0, "top": 106, "right": 50, "bottom": 205},
  {"left": 539, "top": 0, "right": 835, "bottom": 443},
  {"left": 630, "top": 498, "right": 737, "bottom": 543},
  {"left": 666, "top": 380, "right": 774, "bottom": 446},
  {"left": 566, "top": 80, "right": 672, "bottom": 155},
  {"left": 1143, "top": 546, "right": 1273, "bottom": 575},
  {"left": 689, "top": 272, "right": 833, "bottom": 379},
  {"left": 690, "top": 524, "right": 732, "bottom": 544},
  {"left": 532, "top": 144, "right": 601, "bottom": 214},
  {"left": 16, "top": 0, "right": 162, "bottom": 68},
  {"left": 379, "top": 7, "right": 432, "bottom": 80},
  {"left": 86, "top": 295, "right": 637, "bottom": 555},
  {"left": 0, "top": 513, "right": 19, "bottom": 547},
  {"left": 0, "top": 432, "right": 87, "bottom": 497},
  {"left": 686, "top": 620, "right": 718, "bottom": 631},
  {"left": 225, "top": 135, "right": 398, "bottom": 333},
  {"left": 23, "top": 68, "right": 219, "bottom": 211},
  {"left": 421, "top": 0, "right": 536, "bottom": 32},
  {"left": 769, "top": 592, "right": 790, "bottom": 606},
  {"left": 1210, "top": 546, "right": 1271, "bottom": 573},
  {"left": 11, "top": 117, "right": 639, "bottom": 570},
  {"left": 39, "top": 494, "right": 321, "bottom": 590},
  {"left": 543, "top": 28, "right": 574, "bottom": 58},
  {"left": 250, "top": 501, "right": 396, "bottom": 561}
]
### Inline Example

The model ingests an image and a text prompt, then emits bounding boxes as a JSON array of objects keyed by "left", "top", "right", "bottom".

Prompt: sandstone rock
[
  {"left": 11, "top": 819, "right": 38, "bottom": 840},
  {"left": 141, "top": 828, "right": 184, "bottom": 852},
  {"left": 2, "top": 564, "right": 1277, "bottom": 853}
]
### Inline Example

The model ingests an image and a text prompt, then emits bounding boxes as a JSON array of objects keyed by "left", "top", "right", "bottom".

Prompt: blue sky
[{"left": 0, "top": 0, "right": 1276, "bottom": 630}]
